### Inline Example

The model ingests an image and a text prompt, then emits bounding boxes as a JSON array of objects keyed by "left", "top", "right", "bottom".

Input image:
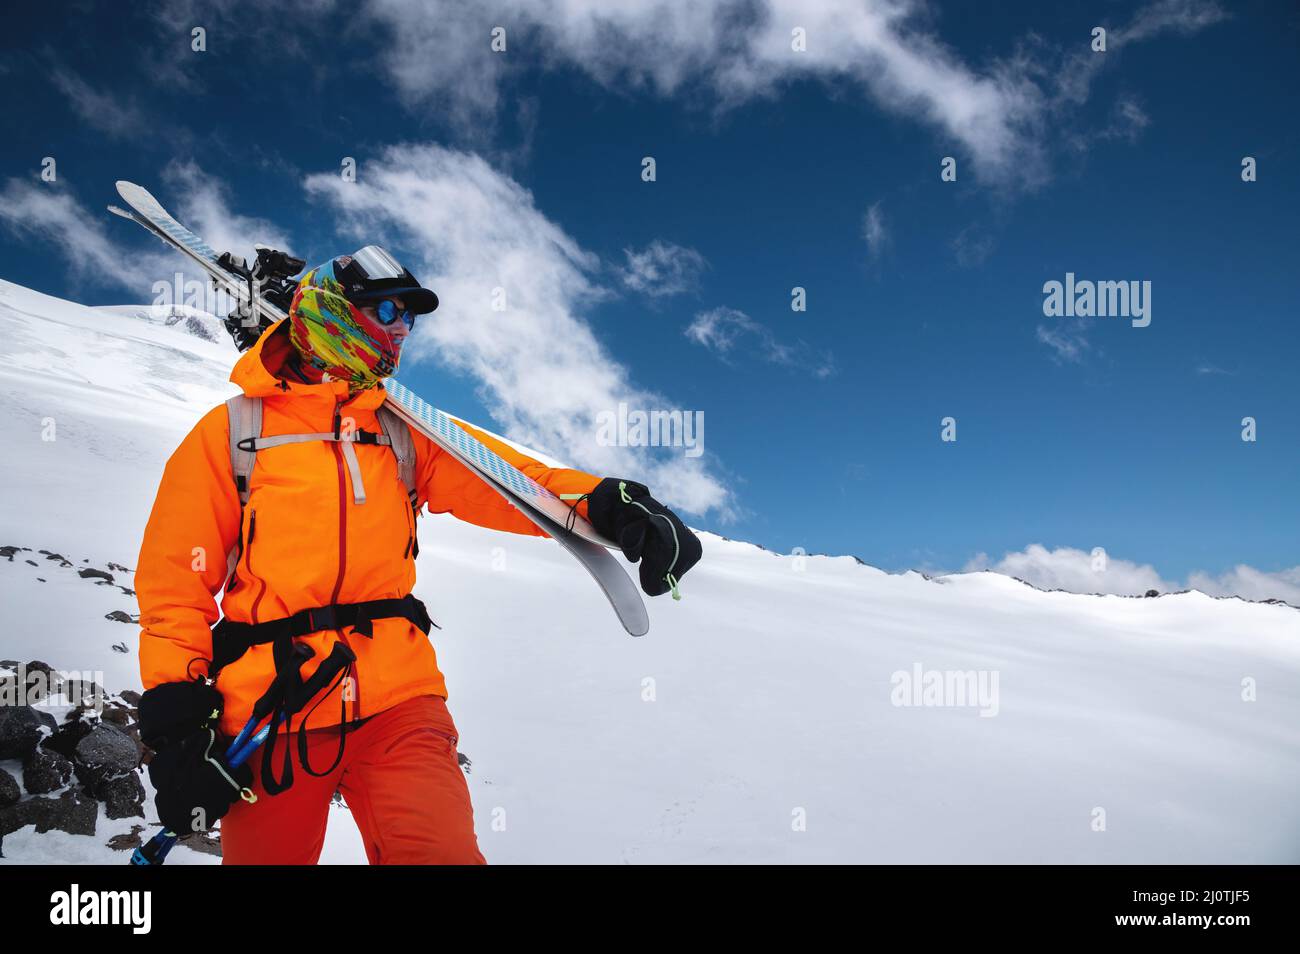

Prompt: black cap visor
[{"left": 348, "top": 283, "right": 439, "bottom": 314}]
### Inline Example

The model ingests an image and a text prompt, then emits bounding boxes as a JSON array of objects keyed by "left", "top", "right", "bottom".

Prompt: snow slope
[{"left": 1, "top": 276, "right": 1297, "bottom": 864}]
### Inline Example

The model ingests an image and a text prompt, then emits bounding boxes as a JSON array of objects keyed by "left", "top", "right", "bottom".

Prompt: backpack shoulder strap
[
  {"left": 375, "top": 404, "right": 418, "bottom": 505},
  {"left": 225, "top": 394, "right": 262, "bottom": 507}
]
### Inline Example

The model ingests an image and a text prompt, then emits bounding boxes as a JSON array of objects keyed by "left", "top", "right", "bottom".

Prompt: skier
[{"left": 134, "top": 247, "right": 701, "bottom": 864}]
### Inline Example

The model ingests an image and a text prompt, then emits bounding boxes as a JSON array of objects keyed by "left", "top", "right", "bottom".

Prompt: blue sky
[{"left": 1, "top": 1, "right": 1296, "bottom": 595}]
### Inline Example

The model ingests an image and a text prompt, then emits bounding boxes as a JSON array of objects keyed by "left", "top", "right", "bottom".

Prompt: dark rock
[
  {"left": 105, "top": 610, "right": 137, "bottom": 624},
  {"left": 0, "top": 706, "right": 57, "bottom": 760},
  {"left": 23, "top": 746, "right": 73, "bottom": 794},
  {"left": 107, "top": 824, "right": 145, "bottom": 851},
  {"left": 40, "top": 715, "right": 94, "bottom": 775},
  {"left": 95, "top": 771, "right": 145, "bottom": 819},
  {"left": 0, "top": 786, "right": 98, "bottom": 837},
  {"left": 1144, "top": 589, "right": 1159, "bottom": 598},
  {"left": 458, "top": 752, "right": 472, "bottom": 774},
  {"left": 25, "top": 560, "right": 37, "bottom": 567},
  {"left": 107, "top": 562, "right": 130, "bottom": 573},
  {"left": 78, "top": 567, "right": 114, "bottom": 584},
  {"left": 118, "top": 690, "right": 142, "bottom": 707},
  {"left": 118, "top": 587, "right": 136, "bottom": 597},
  {"left": 42, "top": 553, "right": 72, "bottom": 567},
  {"left": 75, "top": 723, "right": 140, "bottom": 790},
  {"left": 0, "top": 545, "right": 31, "bottom": 561},
  {"left": 0, "top": 770, "right": 19, "bottom": 807},
  {"left": 111, "top": 642, "right": 130, "bottom": 653}
]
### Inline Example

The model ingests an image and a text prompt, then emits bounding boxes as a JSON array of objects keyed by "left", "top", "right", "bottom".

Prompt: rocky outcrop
[{"left": 0, "top": 661, "right": 145, "bottom": 839}]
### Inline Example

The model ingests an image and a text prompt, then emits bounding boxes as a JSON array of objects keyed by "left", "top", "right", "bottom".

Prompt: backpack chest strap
[
  {"left": 227, "top": 395, "right": 419, "bottom": 508},
  {"left": 236, "top": 429, "right": 392, "bottom": 505}
]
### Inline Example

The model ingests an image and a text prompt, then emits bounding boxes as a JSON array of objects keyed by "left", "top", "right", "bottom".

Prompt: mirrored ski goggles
[
  {"left": 350, "top": 245, "right": 407, "bottom": 281},
  {"left": 374, "top": 298, "right": 415, "bottom": 330}
]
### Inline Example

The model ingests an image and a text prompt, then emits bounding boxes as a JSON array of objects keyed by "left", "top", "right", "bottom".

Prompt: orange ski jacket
[{"left": 136, "top": 321, "right": 600, "bottom": 738}]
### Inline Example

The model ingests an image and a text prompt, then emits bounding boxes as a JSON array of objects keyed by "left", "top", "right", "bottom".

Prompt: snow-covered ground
[{"left": 1, "top": 276, "right": 1296, "bottom": 864}]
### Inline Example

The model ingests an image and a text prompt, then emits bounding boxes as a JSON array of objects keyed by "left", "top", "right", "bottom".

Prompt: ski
[{"left": 109, "top": 181, "right": 649, "bottom": 637}]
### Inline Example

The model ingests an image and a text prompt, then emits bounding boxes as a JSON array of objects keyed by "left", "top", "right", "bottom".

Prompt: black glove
[
  {"left": 139, "top": 680, "right": 253, "bottom": 834},
  {"left": 586, "top": 478, "right": 702, "bottom": 598}
]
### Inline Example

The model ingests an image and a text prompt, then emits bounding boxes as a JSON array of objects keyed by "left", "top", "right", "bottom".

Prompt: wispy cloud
[
  {"left": 686, "top": 306, "right": 835, "bottom": 378},
  {"left": 161, "top": 161, "right": 296, "bottom": 263},
  {"left": 1049, "top": 0, "right": 1227, "bottom": 109},
  {"left": 303, "top": 144, "right": 732, "bottom": 517},
  {"left": 618, "top": 240, "right": 707, "bottom": 298},
  {"left": 157, "top": 0, "right": 1227, "bottom": 186},
  {"left": 1036, "top": 323, "right": 1092, "bottom": 364},
  {"left": 862, "top": 202, "right": 889, "bottom": 262},
  {"left": 1188, "top": 564, "right": 1300, "bottom": 605},
  {"left": 964, "top": 544, "right": 1171, "bottom": 595},
  {"left": 1121, "top": 0, "right": 1230, "bottom": 42},
  {"left": 50, "top": 66, "right": 148, "bottom": 139},
  {"left": 0, "top": 169, "right": 293, "bottom": 306},
  {"left": 0, "top": 180, "right": 172, "bottom": 293},
  {"left": 951, "top": 224, "right": 996, "bottom": 267}
]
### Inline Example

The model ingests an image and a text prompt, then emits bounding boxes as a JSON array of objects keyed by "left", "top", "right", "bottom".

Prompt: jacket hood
[{"left": 229, "top": 319, "right": 389, "bottom": 410}]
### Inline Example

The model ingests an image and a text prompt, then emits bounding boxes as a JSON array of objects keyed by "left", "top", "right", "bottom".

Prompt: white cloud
[
  {"left": 684, "top": 306, "right": 751, "bottom": 355},
  {"left": 155, "top": 0, "right": 1226, "bottom": 185},
  {"left": 1036, "top": 323, "right": 1091, "bottom": 364},
  {"left": 1120, "top": 0, "right": 1229, "bottom": 42},
  {"left": 686, "top": 306, "right": 834, "bottom": 377},
  {"left": 862, "top": 202, "right": 889, "bottom": 261},
  {"left": 1187, "top": 565, "right": 1300, "bottom": 606},
  {"left": 964, "top": 545, "right": 1171, "bottom": 595},
  {"left": 0, "top": 169, "right": 295, "bottom": 313},
  {"left": 302, "top": 144, "right": 732, "bottom": 518},
  {"left": 162, "top": 161, "right": 296, "bottom": 264},
  {"left": 0, "top": 180, "right": 172, "bottom": 293},
  {"left": 355, "top": 0, "right": 1225, "bottom": 183},
  {"left": 963, "top": 544, "right": 1300, "bottom": 605},
  {"left": 50, "top": 66, "right": 147, "bottom": 139},
  {"left": 356, "top": 0, "right": 1045, "bottom": 182},
  {"left": 1051, "top": 1, "right": 1227, "bottom": 109},
  {"left": 619, "top": 240, "right": 707, "bottom": 297}
]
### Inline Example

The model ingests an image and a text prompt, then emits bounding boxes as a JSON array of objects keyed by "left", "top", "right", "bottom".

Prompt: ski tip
[
  {"left": 106, "top": 204, "right": 132, "bottom": 219},
  {"left": 116, "top": 180, "right": 153, "bottom": 203}
]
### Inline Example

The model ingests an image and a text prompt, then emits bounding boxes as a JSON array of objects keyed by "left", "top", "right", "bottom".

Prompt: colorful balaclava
[{"left": 287, "top": 261, "right": 400, "bottom": 393}]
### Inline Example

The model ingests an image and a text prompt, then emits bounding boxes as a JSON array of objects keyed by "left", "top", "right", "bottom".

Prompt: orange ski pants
[{"left": 220, "top": 694, "right": 486, "bottom": 865}]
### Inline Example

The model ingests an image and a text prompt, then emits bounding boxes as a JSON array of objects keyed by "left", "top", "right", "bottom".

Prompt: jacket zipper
[
  {"left": 327, "top": 399, "right": 356, "bottom": 720},
  {"left": 246, "top": 508, "right": 268, "bottom": 624},
  {"left": 403, "top": 497, "right": 416, "bottom": 559}
]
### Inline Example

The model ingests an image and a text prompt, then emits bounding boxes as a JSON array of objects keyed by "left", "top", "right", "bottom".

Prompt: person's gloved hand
[
  {"left": 585, "top": 478, "right": 702, "bottom": 598},
  {"left": 138, "top": 680, "right": 253, "bottom": 834}
]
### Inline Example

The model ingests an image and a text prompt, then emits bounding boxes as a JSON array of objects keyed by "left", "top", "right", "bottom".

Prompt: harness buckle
[{"left": 306, "top": 605, "right": 339, "bottom": 633}]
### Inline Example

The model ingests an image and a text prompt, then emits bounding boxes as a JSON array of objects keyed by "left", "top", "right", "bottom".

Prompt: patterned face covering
[{"left": 287, "top": 262, "right": 403, "bottom": 392}]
